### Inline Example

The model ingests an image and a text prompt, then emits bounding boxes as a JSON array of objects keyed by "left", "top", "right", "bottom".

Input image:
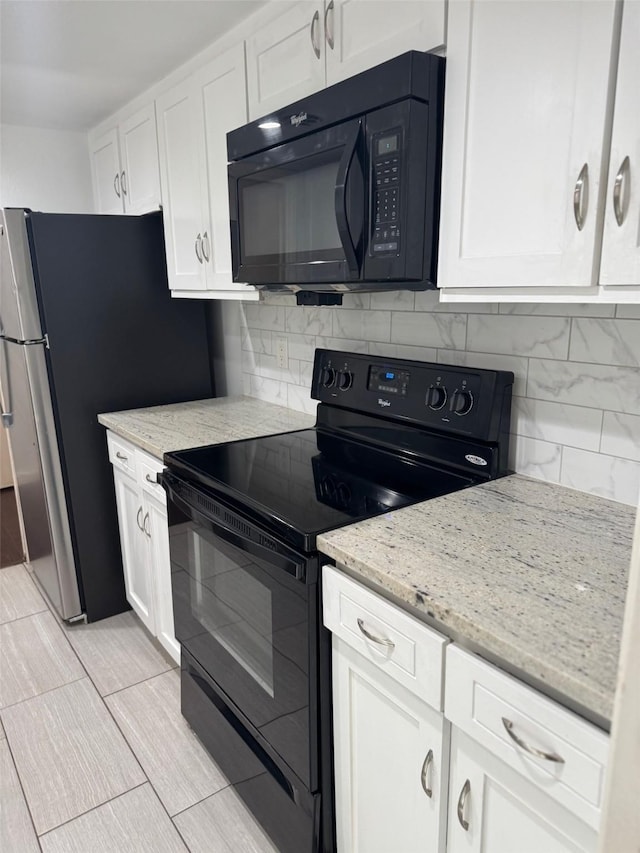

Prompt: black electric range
[{"left": 161, "top": 349, "right": 514, "bottom": 853}]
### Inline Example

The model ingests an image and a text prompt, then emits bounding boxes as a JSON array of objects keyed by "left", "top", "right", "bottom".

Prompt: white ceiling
[{"left": 0, "top": 0, "right": 266, "bottom": 132}]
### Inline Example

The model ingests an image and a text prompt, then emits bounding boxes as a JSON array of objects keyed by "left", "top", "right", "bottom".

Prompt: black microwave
[{"left": 227, "top": 51, "right": 444, "bottom": 303}]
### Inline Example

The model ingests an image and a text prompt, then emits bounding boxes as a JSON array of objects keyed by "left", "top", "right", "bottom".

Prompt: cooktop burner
[{"left": 166, "top": 428, "right": 474, "bottom": 551}]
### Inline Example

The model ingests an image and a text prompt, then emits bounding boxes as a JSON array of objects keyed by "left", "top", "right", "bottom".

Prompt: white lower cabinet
[
  {"left": 323, "top": 565, "right": 609, "bottom": 853},
  {"left": 446, "top": 729, "right": 596, "bottom": 853},
  {"left": 323, "top": 565, "right": 449, "bottom": 853},
  {"left": 107, "top": 431, "right": 179, "bottom": 663}
]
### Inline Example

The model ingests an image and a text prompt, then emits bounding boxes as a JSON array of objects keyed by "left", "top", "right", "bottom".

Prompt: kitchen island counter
[
  {"left": 318, "top": 474, "right": 635, "bottom": 726},
  {"left": 98, "top": 396, "right": 315, "bottom": 459}
]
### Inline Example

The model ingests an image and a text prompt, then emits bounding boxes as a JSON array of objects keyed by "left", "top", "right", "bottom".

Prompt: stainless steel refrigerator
[{"left": 0, "top": 208, "right": 214, "bottom": 622}]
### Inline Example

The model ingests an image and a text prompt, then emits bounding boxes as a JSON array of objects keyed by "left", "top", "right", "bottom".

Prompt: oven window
[
  {"left": 239, "top": 148, "right": 343, "bottom": 263},
  {"left": 190, "top": 528, "right": 276, "bottom": 697}
]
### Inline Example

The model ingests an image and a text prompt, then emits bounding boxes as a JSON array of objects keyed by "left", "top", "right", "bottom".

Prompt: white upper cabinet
[
  {"left": 325, "top": 0, "right": 445, "bottom": 85},
  {"left": 599, "top": 0, "right": 640, "bottom": 288},
  {"left": 196, "top": 46, "right": 257, "bottom": 297},
  {"left": 156, "top": 78, "right": 208, "bottom": 293},
  {"left": 90, "top": 104, "right": 161, "bottom": 216},
  {"left": 156, "top": 45, "right": 259, "bottom": 300},
  {"left": 118, "top": 104, "right": 161, "bottom": 215},
  {"left": 246, "top": 2, "right": 326, "bottom": 120},
  {"left": 246, "top": 0, "right": 446, "bottom": 120},
  {"left": 90, "top": 128, "right": 123, "bottom": 214},
  {"left": 438, "top": 0, "right": 619, "bottom": 292}
]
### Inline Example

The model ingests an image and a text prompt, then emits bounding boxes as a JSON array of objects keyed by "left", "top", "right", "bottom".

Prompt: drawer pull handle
[
  {"left": 501, "top": 717, "right": 565, "bottom": 764},
  {"left": 420, "top": 749, "right": 434, "bottom": 798},
  {"left": 136, "top": 506, "right": 144, "bottom": 532},
  {"left": 145, "top": 473, "right": 158, "bottom": 485},
  {"left": 356, "top": 618, "right": 395, "bottom": 649},
  {"left": 116, "top": 451, "right": 128, "bottom": 461},
  {"left": 457, "top": 778, "right": 471, "bottom": 831}
]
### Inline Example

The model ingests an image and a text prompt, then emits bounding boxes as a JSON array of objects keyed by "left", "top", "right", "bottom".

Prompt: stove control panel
[{"left": 312, "top": 349, "right": 514, "bottom": 443}]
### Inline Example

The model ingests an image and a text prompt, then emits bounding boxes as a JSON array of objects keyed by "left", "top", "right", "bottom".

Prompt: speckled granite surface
[
  {"left": 98, "top": 396, "right": 315, "bottom": 459},
  {"left": 318, "top": 474, "right": 635, "bottom": 724}
]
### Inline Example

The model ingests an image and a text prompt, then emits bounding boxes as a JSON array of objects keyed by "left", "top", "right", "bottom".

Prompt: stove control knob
[
  {"left": 321, "top": 367, "right": 336, "bottom": 388},
  {"left": 338, "top": 370, "right": 353, "bottom": 391},
  {"left": 451, "top": 389, "right": 474, "bottom": 416},
  {"left": 426, "top": 385, "right": 447, "bottom": 411},
  {"left": 337, "top": 482, "right": 352, "bottom": 506}
]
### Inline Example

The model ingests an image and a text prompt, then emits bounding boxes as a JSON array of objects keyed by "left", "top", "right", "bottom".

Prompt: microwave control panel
[{"left": 371, "top": 128, "right": 402, "bottom": 256}]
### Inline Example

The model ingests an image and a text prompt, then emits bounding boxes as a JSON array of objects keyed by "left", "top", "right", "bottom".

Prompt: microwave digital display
[{"left": 377, "top": 134, "right": 399, "bottom": 156}]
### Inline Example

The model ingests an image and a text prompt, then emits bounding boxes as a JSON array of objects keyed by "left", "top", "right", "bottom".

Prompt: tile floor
[{"left": 0, "top": 563, "right": 278, "bottom": 852}]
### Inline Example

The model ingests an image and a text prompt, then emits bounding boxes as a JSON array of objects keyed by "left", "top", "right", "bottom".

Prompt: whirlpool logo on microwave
[{"left": 290, "top": 111, "right": 308, "bottom": 127}]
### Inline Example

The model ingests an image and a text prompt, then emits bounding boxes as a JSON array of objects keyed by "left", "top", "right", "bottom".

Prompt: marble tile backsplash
[{"left": 239, "top": 292, "right": 640, "bottom": 505}]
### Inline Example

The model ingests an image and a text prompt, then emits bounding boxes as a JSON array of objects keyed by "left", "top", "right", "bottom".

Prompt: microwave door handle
[{"left": 334, "top": 122, "right": 363, "bottom": 276}]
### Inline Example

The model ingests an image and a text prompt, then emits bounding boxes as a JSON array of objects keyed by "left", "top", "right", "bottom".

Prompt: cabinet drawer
[
  {"left": 323, "top": 565, "right": 447, "bottom": 711},
  {"left": 444, "top": 646, "right": 609, "bottom": 829},
  {"left": 106, "top": 432, "right": 136, "bottom": 477},
  {"left": 138, "top": 451, "right": 165, "bottom": 503}
]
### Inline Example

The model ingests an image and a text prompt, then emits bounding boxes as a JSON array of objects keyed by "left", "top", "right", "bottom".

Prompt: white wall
[
  {"left": 239, "top": 292, "right": 640, "bottom": 505},
  {"left": 0, "top": 124, "right": 93, "bottom": 213}
]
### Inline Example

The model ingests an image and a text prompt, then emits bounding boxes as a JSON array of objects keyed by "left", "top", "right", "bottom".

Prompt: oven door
[
  {"left": 229, "top": 118, "right": 365, "bottom": 285},
  {"left": 162, "top": 471, "right": 317, "bottom": 791}
]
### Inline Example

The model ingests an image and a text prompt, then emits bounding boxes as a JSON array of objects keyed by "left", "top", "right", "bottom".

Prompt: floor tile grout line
[
  {"left": 35, "top": 780, "right": 150, "bottom": 841},
  {"left": 0, "top": 674, "right": 87, "bottom": 714},
  {"left": 99, "top": 663, "right": 176, "bottom": 700},
  {"left": 2, "top": 718, "right": 46, "bottom": 851},
  {"left": 169, "top": 779, "right": 233, "bottom": 819},
  {"left": 0, "top": 605, "right": 49, "bottom": 627}
]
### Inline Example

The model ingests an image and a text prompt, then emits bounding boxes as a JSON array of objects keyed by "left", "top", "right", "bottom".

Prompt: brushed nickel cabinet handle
[
  {"left": 116, "top": 451, "right": 128, "bottom": 461},
  {"left": 501, "top": 717, "right": 565, "bottom": 763},
  {"left": 136, "top": 506, "right": 144, "bottom": 531},
  {"left": 613, "top": 155, "right": 630, "bottom": 226},
  {"left": 324, "top": 0, "right": 335, "bottom": 49},
  {"left": 121, "top": 170, "right": 127, "bottom": 196},
  {"left": 145, "top": 473, "right": 158, "bottom": 485},
  {"left": 310, "top": 10, "right": 321, "bottom": 59},
  {"left": 573, "top": 163, "right": 589, "bottom": 231},
  {"left": 457, "top": 779, "right": 471, "bottom": 831},
  {"left": 202, "top": 231, "right": 211, "bottom": 262},
  {"left": 195, "top": 233, "right": 203, "bottom": 263},
  {"left": 143, "top": 511, "right": 150, "bottom": 537},
  {"left": 356, "top": 617, "right": 395, "bottom": 649},
  {"left": 420, "top": 749, "right": 434, "bottom": 798},
  {"left": 114, "top": 172, "right": 121, "bottom": 198}
]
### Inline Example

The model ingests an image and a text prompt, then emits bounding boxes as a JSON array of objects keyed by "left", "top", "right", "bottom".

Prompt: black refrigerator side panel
[{"left": 27, "top": 212, "right": 214, "bottom": 621}]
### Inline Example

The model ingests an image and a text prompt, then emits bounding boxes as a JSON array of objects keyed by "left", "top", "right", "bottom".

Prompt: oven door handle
[
  {"left": 161, "top": 471, "right": 308, "bottom": 582},
  {"left": 334, "top": 120, "right": 364, "bottom": 278}
]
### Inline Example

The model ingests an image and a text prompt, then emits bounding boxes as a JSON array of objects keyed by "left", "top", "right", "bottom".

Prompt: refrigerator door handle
[
  {"left": 0, "top": 333, "right": 49, "bottom": 348},
  {"left": 0, "top": 337, "right": 13, "bottom": 426}
]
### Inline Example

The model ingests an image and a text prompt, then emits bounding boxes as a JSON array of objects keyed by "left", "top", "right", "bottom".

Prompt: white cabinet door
[
  {"left": 118, "top": 104, "right": 161, "bottom": 215},
  {"left": 196, "top": 45, "right": 257, "bottom": 299},
  {"left": 112, "top": 466, "right": 155, "bottom": 634},
  {"left": 90, "top": 128, "right": 124, "bottom": 214},
  {"left": 332, "top": 637, "right": 448, "bottom": 853},
  {"left": 447, "top": 729, "right": 597, "bottom": 853},
  {"left": 438, "top": 0, "right": 618, "bottom": 290},
  {"left": 246, "top": 1, "right": 325, "bottom": 120},
  {"left": 144, "top": 490, "right": 179, "bottom": 664},
  {"left": 325, "top": 0, "right": 445, "bottom": 85},
  {"left": 599, "top": 0, "right": 640, "bottom": 287},
  {"left": 156, "top": 78, "right": 208, "bottom": 292}
]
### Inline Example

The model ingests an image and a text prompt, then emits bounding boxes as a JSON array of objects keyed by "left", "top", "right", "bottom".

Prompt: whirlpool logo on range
[{"left": 377, "top": 398, "right": 392, "bottom": 408}]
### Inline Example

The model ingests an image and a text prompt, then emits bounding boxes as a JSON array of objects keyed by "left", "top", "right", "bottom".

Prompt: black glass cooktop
[{"left": 165, "top": 429, "right": 475, "bottom": 552}]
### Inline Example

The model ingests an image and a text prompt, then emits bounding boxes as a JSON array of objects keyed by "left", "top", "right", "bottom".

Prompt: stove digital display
[{"left": 368, "top": 364, "right": 410, "bottom": 396}]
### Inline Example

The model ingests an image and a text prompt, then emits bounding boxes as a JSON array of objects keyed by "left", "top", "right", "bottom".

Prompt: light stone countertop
[
  {"left": 98, "top": 396, "right": 315, "bottom": 459},
  {"left": 318, "top": 474, "right": 635, "bottom": 727}
]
